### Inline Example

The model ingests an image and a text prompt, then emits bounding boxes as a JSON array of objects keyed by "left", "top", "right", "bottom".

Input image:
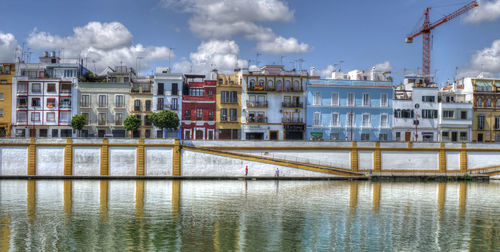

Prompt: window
[
  {"left": 157, "top": 98, "right": 164, "bottom": 110},
  {"left": 116, "top": 113, "right": 123, "bottom": 126},
  {"left": 497, "top": 99, "right": 500, "bottom": 108},
  {"left": 32, "top": 98, "right": 41, "bottom": 107},
  {"left": 208, "top": 90, "right": 213, "bottom": 98},
  {"left": 172, "top": 83, "right": 178, "bottom": 95},
  {"left": 145, "top": 100, "right": 151, "bottom": 111},
  {"left": 52, "top": 129, "right": 59, "bottom": 138},
  {"left": 381, "top": 93, "right": 388, "bottom": 107},
  {"left": 16, "top": 129, "right": 26, "bottom": 137},
  {"left": 0, "top": 93, "right": 3, "bottom": 100},
  {"left": 134, "top": 100, "right": 141, "bottom": 111},
  {"left": 477, "top": 98, "right": 483, "bottom": 107},
  {"left": 220, "top": 109, "right": 227, "bottom": 121},
  {"left": 218, "top": 79, "right": 223, "bottom": 85},
  {"left": 249, "top": 79, "right": 255, "bottom": 90},
  {"left": 61, "top": 83, "right": 71, "bottom": 93},
  {"left": 314, "top": 112, "right": 321, "bottom": 126},
  {"left": 230, "top": 91, "right": 237, "bottom": 103},
  {"left": 361, "top": 133, "right": 370, "bottom": 141},
  {"left": 394, "top": 109, "right": 414, "bottom": 118},
  {"left": 98, "top": 113, "right": 106, "bottom": 125},
  {"left": 47, "top": 83, "right": 56, "bottom": 93},
  {"left": 18, "top": 83, "right": 28, "bottom": 93},
  {"left": 443, "top": 110, "right": 454, "bottom": 119},
  {"left": 396, "top": 132, "right": 401, "bottom": 141},
  {"left": 60, "top": 98, "right": 71, "bottom": 108},
  {"left": 115, "top": 95, "right": 124, "bottom": 107},
  {"left": 208, "top": 111, "right": 214, "bottom": 121},
  {"left": 145, "top": 115, "right": 152, "bottom": 126},
  {"left": 189, "top": 88, "right": 204, "bottom": 96},
  {"left": 331, "top": 113, "right": 339, "bottom": 126},
  {"left": 496, "top": 117, "right": 500, "bottom": 130},
  {"left": 478, "top": 115, "right": 485, "bottom": 130},
  {"left": 31, "top": 112, "right": 41, "bottom": 122},
  {"left": 47, "top": 112, "right": 55, "bottom": 122},
  {"left": 461, "top": 111, "right": 467, "bottom": 120},
  {"left": 381, "top": 114, "right": 388, "bottom": 128},
  {"left": 157, "top": 83, "right": 164, "bottom": 95},
  {"left": 171, "top": 98, "right": 178, "bottom": 110},
  {"left": 330, "top": 133, "right": 339, "bottom": 141},
  {"left": 82, "top": 113, "right": 89, "bottom": 124},
  {"left": 0, "top": 109, "right": 3, "bottom": 116},
  {"left": 81, "top": 95, "right": 90, "bottom": 107},
  {"left": 17, "top": 111, "right": 27, "bottom": 122},
  {"left": 348, "top": 93, "right": 355, "bottom": 106},
  {"left": 379, "top": 134, "right": 388, "bottom": 141},
  {"left": 230, "top": 108, "right": 237, "bottom": 121},
  {"left": 61, "top": 129, "right": 72, "bottom": 137},
  {"left": 196, "top": 108, "right": 203, "bottom": 120},
  {"left": 221, "top": 91, "right": 229, "bottom": 103},
  {"left": 47, "top": 98, "right": 56, "bottom": 108},
  {"left": 60, "top": 112, "right": 71, "bottom": 123},
  {"left": 39, "top": 129, "right": 48, "bottom": 137},
  {"left": 422, "top": 109, "right": 438, "bottom": 119},
  {"left": 98, "top": 95, "right": 107, "bottom": 107},
  {"left": 442, "top": 131, "right": 449, "bottom": 140},
  {"left": 124, "top": 77, "right": 129, "bottom": 83},
  {"left": 488, "top": 98, "right": 492, "bottom": 107},
  {"left": 422, "top": 132, "right": 434, "bottom": 142},
  {"left": 422, "top": 96, "right": 435, "bottom": 102},
  {"left": 17, "top": 97, "right": 27, "bottom": 108},
  {"left": 313, "top": 92, "right": 321, "bottom": 105},
  {"left": 156, "top": 130, "right": 163, "bottom": 138},
  {"left": 362, "top": 114, "right": 370, "bottom": 127},
  {"left": 32, "top": 83, "right": 41, "bottom": 93},
  {"left": 347, "top": 113, "right": 354, "bottom": 127},
  {"left": 331, "top": 92, "right": 339, "bottom": 106},
  {"left": 362, "top": 94, "right": 370, "bottom": 107},
  {"left": 184, "top": 110, "right": 191, "bottom": 120}
]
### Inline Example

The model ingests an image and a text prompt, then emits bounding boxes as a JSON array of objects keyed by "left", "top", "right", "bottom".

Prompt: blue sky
[{"left": 0, "top": 0, "right": 499, "bottom": 84}]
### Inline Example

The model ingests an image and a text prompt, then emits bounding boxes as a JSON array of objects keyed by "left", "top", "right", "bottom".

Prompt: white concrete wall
[
  {"left": 73, "top": 147, "right": 101, "bottom": 176},
  {"left": 109, "top": 147, "right": 136, "bottom": 176},
  {"left": 145, "top": 147, "right": 173, "bottom": 176},
  {"left": 0, "top": 147, "right": 27, "bottom": 175},
  {"left": 359, "top": 151, "right": 374, "bottom": 170},
  {"left": 181, "top": 149, "right": 340, "bottom": 177},
  {"left": 37, "top": 147, "right": 65, "bottom": 176},
  {"left": 382, "top": 151, "right": 439, "bottom": 170},
  {"left": 230, "top": 150, "right": 351, "bottom": 169},
  {"left": 468, "top": 152, "right": 500, "bottom": 169},
  {"left": 446, "top": 152, "right": 460, "bottom": 170}
]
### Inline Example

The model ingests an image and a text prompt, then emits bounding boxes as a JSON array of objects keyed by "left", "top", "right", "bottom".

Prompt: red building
[{"left": 181, "top": 75, "right": 216, "bottom": 140}]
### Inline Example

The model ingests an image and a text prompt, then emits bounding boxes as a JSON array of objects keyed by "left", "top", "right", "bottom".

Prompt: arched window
[
  {"left": 293, "top": 80, "right": 300, "bottom": 91},
  {"left": 249, "top": 79, "right": 255, "bottom": 90},
  {"left": 487, "top": 98, "right": 492, "bottom": 107},
  {"left": 285, "top": 80, "right": 291, "bottom": 91},
  {"left": 276, "top": 80, "right": 282, "bottom": 91},
  {"left": 477, "top": 98, "right": 482, "bottom": 107},
  {"left": 267, "top": 80, "right": 274, "bottom": 90}
]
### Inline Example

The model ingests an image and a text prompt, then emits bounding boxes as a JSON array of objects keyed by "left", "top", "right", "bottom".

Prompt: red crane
[{"left": 405, "top": 1, "right": 478, "bottom": 85}]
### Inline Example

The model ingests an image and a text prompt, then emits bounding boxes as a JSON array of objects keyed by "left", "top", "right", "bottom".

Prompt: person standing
[
  {"left": 275, "top": 168, "right": 279, "bottom": 177},
  {"left": 245, "top": 165, "right": 248, "bottom": 176}
]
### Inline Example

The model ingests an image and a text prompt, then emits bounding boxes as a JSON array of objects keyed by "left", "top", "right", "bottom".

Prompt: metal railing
[
  {"left": 246, "top": 117, "right": 267, "bottom": 123},
  {"left": 282, "top": 118, "right": 304, "bottom": 123},
  {"left": 246, "top": 101, "right": 268, "bottom": 108},
  {"left": 282, "top": 102, "right": 303, "bottom": 108}
]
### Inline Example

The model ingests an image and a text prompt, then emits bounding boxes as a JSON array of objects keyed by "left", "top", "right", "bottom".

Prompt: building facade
[
  {"left": 306, "top": 78, "right": 393, "bottom": 141},
  {"left": 0, "top": 63, "right": 15, "bottom": 137},
  {"left": 129, "top": 76, "right": 153, "bottom": 138},
  {"left": 152, "top": 66, "right": 183, "bottom": 138},
  {"left": 437, "top": 83, "right": 473, "bottom": 142},
  {"left": 181, "top": 75, "right": 216, "bottom": 140},
  {"left": 216, "top": 71, "right": 241, "bottom": 140},
  {"left": 241, "top": 65, "right": 308, "bottom": 141},
  {"left": 78, "top": 82, "right": 130, "bottom": 137}
]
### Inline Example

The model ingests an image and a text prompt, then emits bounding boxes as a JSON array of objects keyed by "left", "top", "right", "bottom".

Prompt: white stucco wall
[
  {"left": 230, "top": 150, "right": 351, "bottom": 169},
  {"left": 446, "top": 152, "right": 460, "bottom": 170},
  {"left": 181, "top": 150, "right": 340, "bottom": 177},
  {"left": 382, "top": 151, "right": 439, "bottom": 170},
  {"left": 0, "top": 147, "right": 27, "bottom": 175},
  {"left": 109, "top": 147, "right": 136, "bottom": 176},
  {"left": 37, "top": 147, "right": 65, "bottom": 176},
  {"left": 73, "top": 147, "right": 101, "bottom": 176},
  {"left": 145, "top": 147, "right": 173, "bottom": 176},
  {"left": 468, "top": 152, "right": 500, "bottom": 169},
  {"left": 359, "top": 151, "right": 374, "bottom": 170}
]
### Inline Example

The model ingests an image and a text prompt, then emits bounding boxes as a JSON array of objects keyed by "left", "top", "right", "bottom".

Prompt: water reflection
[{"left": 0, "top": 180, "right": 500, "bottom": 250}]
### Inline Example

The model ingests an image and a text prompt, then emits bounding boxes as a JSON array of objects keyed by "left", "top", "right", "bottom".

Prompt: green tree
[
  {"left": 148, "top": 110, "right": 179, "bottom": 138},
  {"left": 70, "top": 114, "right": 86, "bottom": 137},
  {"left": 124, "top": 115, "right": 142, "bottom": 137}
]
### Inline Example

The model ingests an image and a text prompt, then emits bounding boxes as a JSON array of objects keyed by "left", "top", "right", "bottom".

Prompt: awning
[{"left": 310, "top": 132, "right": 323, "bottom": 137}]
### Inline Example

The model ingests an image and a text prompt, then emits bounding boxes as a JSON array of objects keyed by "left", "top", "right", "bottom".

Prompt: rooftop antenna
[
  {"left": 92, "top": 60, "right": 96, "bottom": 74},
  {"left": 298, "top": 58, "right": 305, "bottom": 71},
  {"left": 339, "top": 60, "right": 344, "bottom": 71},
  {"left": 168, "top": 47, "right": 174, "bottom": 68},
  {"left": 280, "top": 56, "right": 286, "bottom": 65},
  {"left": 136, "top": 56, "right": 143, "bottom": 74},
  {"left": 255, "top": 52, "right": 261, "bottom": 67}
]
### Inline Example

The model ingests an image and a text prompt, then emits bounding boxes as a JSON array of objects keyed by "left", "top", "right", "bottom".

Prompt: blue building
[{"left": 306, "top": 78, "right": 393, "bottom": 141}]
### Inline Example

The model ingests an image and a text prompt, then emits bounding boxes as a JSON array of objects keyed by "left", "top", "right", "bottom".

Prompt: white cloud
[
  {"left": 163, "top": 0, "right": 310, "bottom": 54},
  {"left": 0, "top": 32, "right": 19, "bottom": 62},
  {"left": 319, "top": 65, "right": 336, "bottom": 78},
  {"left": 173, "top": 40, "right": 248, "bottom": 75},
  {"left": 372, "top": 61, "right": 392, "bottom": 72},
  {"left": 464, "top": 0, "right": 500, "bottom": 23},
  {"left": 27, "top": 22, "right": 174, "bottom": 73},
  {"left": 458, "top": 39, "right": 500, "bottom": 78}
]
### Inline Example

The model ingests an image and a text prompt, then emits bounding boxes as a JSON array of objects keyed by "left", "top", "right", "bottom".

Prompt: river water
[{"left": 0, "top": 180, "right": 499, "bottom": 251}]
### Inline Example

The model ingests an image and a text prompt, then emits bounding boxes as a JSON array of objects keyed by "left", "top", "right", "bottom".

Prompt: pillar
[
  {"left": 460, "top": 143, "right": 467, "bottom": 173},
  {"left": 64, "top": 138, "right": 73, "bottom": 176},
  {"left": 137, "top": 139, "right": 145, "bottom": 176},
  {"left": 136, "top": 180, "right": 144, "bottom": 217},
  {"left": 27, "top": 138, "right": 36, "bottom": 176},
  {"left": 373, "top": 142, "right": 381, "bottom": 172},
  {"left": 172, "top": 139, "right": 181, "bottom": 176},
  {"left": 100, "top": 139, "right": 109, "bottom": 176},
  {"left": 64, "top": 180, "right": 72, "bottom": 216},
  {"left": 439, "top": 142, "right": 446, "bottom": 173},
  {"left": 351, "top": 141, "right": 358, "bottom": 172}
]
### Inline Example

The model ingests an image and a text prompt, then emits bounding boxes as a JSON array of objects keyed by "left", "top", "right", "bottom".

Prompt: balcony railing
[
  {"left": 283, "top": 87, "right": 303, "bottom": 92},
  {"left": 247, "top": 117, "right": 267, "bottom": 123},
  {"left": 17, "top": 89, "right": 28, "bottom": 94},
  {"left": 170, "top": 104, "right": 178, "bottom": 110},
  {"left": 246, "top": 101, "right": 268, "bottom": 108},
  {"left": 282, "top": 118, "right": 304, "bottom": 123},
  {"left": 282, "top": 102, "right": 303, "bottom": 108},
  {"left": 157, "top": 104, "right": 164, "bottom": 110},
  {"left": 59, "top": 103, "right": 71, "bottom": 109}
]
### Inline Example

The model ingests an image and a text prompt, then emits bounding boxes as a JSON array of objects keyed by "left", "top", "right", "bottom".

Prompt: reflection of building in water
[
  {"left": 64, "top": 180, "right": 72, "bottom": 216},
  {"left": 0, "top": 215, "right": 11, "bottom": 252}
]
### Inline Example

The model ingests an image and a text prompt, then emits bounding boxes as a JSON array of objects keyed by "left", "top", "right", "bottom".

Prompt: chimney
[
  {"left": 43, "top": 51, "right": 48, "bottom": 57},
  {"left": 50, "top": 51, "right": 56, "bottom": 57},
  {"left": 210, "top": 68, "right": 218, "bottom": 80}
]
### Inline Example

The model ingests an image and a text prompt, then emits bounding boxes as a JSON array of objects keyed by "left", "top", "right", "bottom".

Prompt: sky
[{"left": 0, "top": 0, "right": 499, "bottom": 85}]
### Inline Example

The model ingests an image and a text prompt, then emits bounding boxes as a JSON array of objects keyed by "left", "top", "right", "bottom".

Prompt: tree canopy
[
  {"left": 148, "top": 110, "right": 179, "bottom": 130},
  {"left": 124, "top": 115, "right": 142, "bottom": 132}
]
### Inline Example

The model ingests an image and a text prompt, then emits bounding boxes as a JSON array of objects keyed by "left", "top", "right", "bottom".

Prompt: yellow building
[
  {"left": 0, "top": 63, "right": 15, "bottom": 137},
  {"left": 129, "top": 77, "right": 154, "bottom": 138},
  {"left": 216, "top": 72, "right": 241, "bottom": 139},
  {"left": 470, "top": 78, "right": 500, "bottom": 142}
]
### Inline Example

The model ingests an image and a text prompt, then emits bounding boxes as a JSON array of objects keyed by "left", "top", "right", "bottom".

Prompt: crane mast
[{"left": 405, "top": 1, "right": 478, "bottom": 85}]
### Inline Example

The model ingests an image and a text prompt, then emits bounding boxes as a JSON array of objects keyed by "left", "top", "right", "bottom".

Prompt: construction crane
[{"left": 405, "top": 0, "right": 478, "bottom": 85}]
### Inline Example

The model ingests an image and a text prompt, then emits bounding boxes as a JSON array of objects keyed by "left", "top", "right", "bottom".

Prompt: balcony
[
  {"left": 170, "top": 104, "right": 178, "bottom": 110},
  {"left": 247, "top": 116, "right": 267, "bottom": 123},
  {"left": 282, "top": 118, "right": 304, "bottom": 124},
  {"left": 282, "top": 102, "right": 303, "bottom": 108},
  {"left": 283, "top": 87, "right": 303, "bottom": 92},
  {"left": 246, "top": 100, "right": 268, "bottom": 108},
  {"left": 16, "top": 104, "right": 28, "bottom": 109},
  {"left": 17, "top": 89, "right": 28, "bottom": 94},
  {"left": 157, "top": 104, "right": 164, "bottom": 110}
]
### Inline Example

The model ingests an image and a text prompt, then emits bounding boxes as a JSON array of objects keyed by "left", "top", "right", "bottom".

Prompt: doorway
[
  {"left": 478, "top": 133, "right": 483, "bottom": 142},
  {"left": 405, "top": 132, "right": 411, "bottom": 141},
  {"left": 270, "top": 131, "right": 278, "bottom": 140},
  {"left": 451, "top": 131, "right": 458, "bottom": 142},
  {"left": 30, "top": 129, "right": 36, "bottom": 137},
  {"left": 195, "top": 129, "right": 203, "bottom": 139}
]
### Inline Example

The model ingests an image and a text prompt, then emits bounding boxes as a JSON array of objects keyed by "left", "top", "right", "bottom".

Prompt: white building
[
  {"left": 437, "top": 82, "right": 473, "bottom": 142},
  {"left": 393, "top": 76, "right": 439, "bottom": 142},
  {"left": 152, "top": 66, "right": 183, "bottom": 138}
]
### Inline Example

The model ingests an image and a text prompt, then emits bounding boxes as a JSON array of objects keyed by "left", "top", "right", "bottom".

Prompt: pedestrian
[
  {"left": 275, "top": 168, "right": 280, "bottom": 177},
  {"left": 245, "top": 165, "right": 248, "bottom": 176}
]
